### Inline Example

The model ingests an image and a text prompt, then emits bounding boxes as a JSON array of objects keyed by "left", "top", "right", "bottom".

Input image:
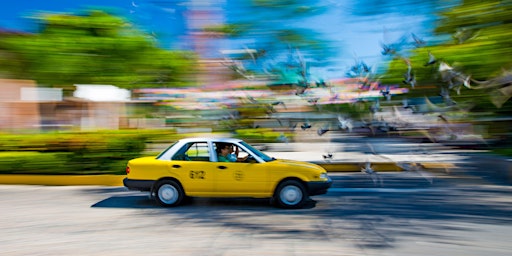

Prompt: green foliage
[
  {"left": 381, "top": 0, "right": 512, "bottom": 113},
  {"left": 0, "top": 130, "right": 174, "bottom": 175},
  {"left": 0, "top": 10, "right": 199, "bottom": 89},
  {"left": 0, "top": 152, "right": 66, "bottom": 174}
]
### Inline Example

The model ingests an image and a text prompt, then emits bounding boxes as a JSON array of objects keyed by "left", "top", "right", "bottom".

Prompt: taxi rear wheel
[
  {"left": 155, "top": 180, "right": 184, "bottom": 207},
  {"left": 274, "top": 180, "right": 307, "bottom": 209}
]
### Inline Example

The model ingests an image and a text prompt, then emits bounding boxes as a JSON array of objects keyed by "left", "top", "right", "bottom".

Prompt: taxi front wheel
[
  {"left": 274, "top": 180, "right": 307, "bottom": 209},
  {"left": 155, "top": 180, "right": 184, "bottom": 207}
]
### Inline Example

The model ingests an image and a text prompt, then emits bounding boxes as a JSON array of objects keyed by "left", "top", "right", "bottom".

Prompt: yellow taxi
[{"left": 124, "top": 137, "right": 332, "bottom": 208}]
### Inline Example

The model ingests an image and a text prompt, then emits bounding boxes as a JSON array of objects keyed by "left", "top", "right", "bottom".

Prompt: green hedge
[{"left": 0, "top": 130, "right": 175, "bottom": 175}]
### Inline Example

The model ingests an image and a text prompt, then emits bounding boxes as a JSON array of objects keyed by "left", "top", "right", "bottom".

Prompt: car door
[
  {"left": 213, "top": 152, "right": 269, "bottom": 197},
  {"left": 167, "top": 141, "right": 214, "bottom": 196}
]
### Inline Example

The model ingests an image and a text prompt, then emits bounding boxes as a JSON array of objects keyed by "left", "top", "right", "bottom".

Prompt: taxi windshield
[{"left": 239, "top": 141, "right": 274, "bottom": 162}]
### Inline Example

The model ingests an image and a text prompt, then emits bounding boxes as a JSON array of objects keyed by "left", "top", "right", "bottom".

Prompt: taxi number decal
[
  {"left": 189, "top": 170, "right": 205, "bottom": 179},
  {"left": 233, "top": 170, "right": 243, "bottom": 181}
]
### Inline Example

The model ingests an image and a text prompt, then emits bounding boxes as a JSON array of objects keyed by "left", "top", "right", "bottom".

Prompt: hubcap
[
  {"left": 280, "top": 185, "right": 302, "bottom": 205},
  {"left": 158, "top": 184, "right": 178, "bottom": 204}
]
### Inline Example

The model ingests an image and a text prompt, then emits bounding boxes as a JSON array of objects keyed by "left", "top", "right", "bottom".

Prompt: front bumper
[
  {"left": 306, "top": 177, "right": 332, "bottom": 196},
  {"left": 123, "top": 178, "right": 155, "bottom": 192}
]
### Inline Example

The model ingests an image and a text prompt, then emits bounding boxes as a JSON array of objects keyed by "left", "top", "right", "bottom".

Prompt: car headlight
[{"left": 319, "top": 173, "right": 329, "bottom": 179}]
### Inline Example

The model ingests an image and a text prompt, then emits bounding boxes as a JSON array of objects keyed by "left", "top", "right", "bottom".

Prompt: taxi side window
[{"left": 183, "top": 142, "right": 210, "bottom": 162}]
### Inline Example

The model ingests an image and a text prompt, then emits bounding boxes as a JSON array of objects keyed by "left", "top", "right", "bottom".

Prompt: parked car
[{"left": 124, "top": 137, "right": 332, "bottom": 208}]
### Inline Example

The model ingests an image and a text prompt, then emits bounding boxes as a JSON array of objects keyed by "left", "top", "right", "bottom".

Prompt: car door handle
[
  {"left": 217, "top": 166, "right": 227, "bottom": 170},
  {"left": 172, "top": 165, "right": 181, "bottom": 168}
]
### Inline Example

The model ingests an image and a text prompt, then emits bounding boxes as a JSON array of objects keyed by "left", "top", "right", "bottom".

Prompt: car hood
[{"left": 274, "top": 159, "right": 326, "bottom": 172}]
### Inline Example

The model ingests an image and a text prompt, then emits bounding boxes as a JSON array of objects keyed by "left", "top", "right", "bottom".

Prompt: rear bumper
[
  {"left": 123, "top": 178, "right": 155, "bottom": 192},
  {"left": 306, "top": 177, "right": 332, "bottom": 196}
]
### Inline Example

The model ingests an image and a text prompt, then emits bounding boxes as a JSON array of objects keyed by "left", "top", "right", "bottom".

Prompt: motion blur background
[{"left": 0, "top": 0, "right": 511, "bottom": 175}]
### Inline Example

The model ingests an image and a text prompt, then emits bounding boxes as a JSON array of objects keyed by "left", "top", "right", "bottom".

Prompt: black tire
[
  {"left": 273, "top": 180, "right": 308, "bottom": 209},
  {"left": 154, "top": 180, "right": 184, "bottom": 207}
]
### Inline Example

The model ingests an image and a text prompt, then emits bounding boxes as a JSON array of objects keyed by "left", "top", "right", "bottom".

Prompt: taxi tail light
[{"left": 126, "top": 166, "right": 130, "bottom": 174}]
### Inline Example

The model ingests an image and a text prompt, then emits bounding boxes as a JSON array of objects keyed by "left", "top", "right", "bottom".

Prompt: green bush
[
  {"left": 0, "top": 152, "right": 68, "bottom": 174},
  {"left": 0, "top": 130, "right": 168, "bottom": 175}
]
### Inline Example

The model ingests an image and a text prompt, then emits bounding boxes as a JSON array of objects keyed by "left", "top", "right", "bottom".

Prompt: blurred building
[
  {"left": 0, "top": 79, "right": 137, "bottom": 131},
  {"left": 0, "top": 79, "right": 41, "bottom": 131}
]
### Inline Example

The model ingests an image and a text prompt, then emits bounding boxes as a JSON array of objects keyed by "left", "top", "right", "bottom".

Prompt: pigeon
[
  {"left": 277, "top": 133, "right": 289, "bottom": 143},
  {"left": 300, "top": 122, "right": 312, "bottom": 130},
  {"left": 338, "top": 115, "right": 353, "bottom": 132},
  {"left": 307, "top": 97, "right": 319, "bottom": 104},
  {"left": 271, "top": 101, "right": 287, "bottom": 109},
  {"left": 411, "top": 33, "right": 426, "bottom": 47},
  {"left": 402, "top": 61, "right": 416, "bottom": 88},
  {"left": 361, "top": 161, "right": 383, "bottom": 186},
  {"left": 440, "top": 86, "right": 457, "bottom": 106},
  {"left": 317, "top": 127, "right": 329, "bottom": 136},
  {"left": 380, "top": 85, "right": 392, "bottom": 101},
  {"left": 361, "top": 161, "right": 376, "bottom": 174},
  {"left": 323, "top": 152, "right": 333, "bottom": 160},
  {"left": 424, "top": 51, "right": 437, "bottom": 66},
  {"left": 381, "top": 43, "right": 396, "bottom": 56},
  {"left": 453, "top": 27, "right": 479, "bottom": 44},
  {"left": 402, "top": 98, "right": 410, "bottom": 109},
  {"left": 370, "top": 99, "right": 381, "bottom": 114},
  {"left": 439, "top": 61, "right": 472, "bottom": 96},
  {"left": 295, "top": 86, "right": 307, "bottom": 96}
]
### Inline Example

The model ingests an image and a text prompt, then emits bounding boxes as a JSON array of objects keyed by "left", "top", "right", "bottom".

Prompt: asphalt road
[{"left": 1, "top": 172, "right": 511, "bottom": 256}]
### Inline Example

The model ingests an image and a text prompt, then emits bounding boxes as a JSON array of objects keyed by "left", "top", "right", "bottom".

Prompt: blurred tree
[
  {"left": 202, "top": 0, "right": 336, "bottom": 88},
  {"left": 379, "top": 0, "right": 512, "bottom": 112},
  {"left": 0, "top": 10, "right": 198, "bottom": 91}
]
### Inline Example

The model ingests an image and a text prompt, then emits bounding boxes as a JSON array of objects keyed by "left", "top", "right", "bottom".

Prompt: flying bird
[
  {"left": 317, "top": 127, "right": 329, "bottom": 136},
  {"left": 438, "top": 61, "right": 472, "bottom": 96},
  {"left": 322, "top": 152, "right": 333, "bottom": 160},
  {"left": 440, "top": 86, "right": 457, "bottom": 106},
  {"left": 453, "top": 28, "right": 480, "bottom": 44},
  {"left": 380, "top": 85, "right": 392, "bottom": 101},
  {"left": 301, "top": 122, "right": 312, "bottom": 130},
  {"left": 338, "top": 115, "right": 353, "bottom": 132},
  {"left": 424, "top": 51, "right": 437, "bottom": 66},
  {"left": 361, "top": 161, "right": 383, "bottom": 186},
  {"left": 295, "top": 85, "right": 308, "bottom": 96},
  {"left": 277, "top": 133, "right": 289, "bottom": 143},
  {"left": 411, "top": 33, "right": 426, "bottom": 47},
  {"left": 370, "top": 99, "right": 381, "bottom": 114},
  {"left": 317, "top": 123, "right": 330, "bottom": 136},
  {"left": 270, "top": 100, "right": 287, "bottom": 110},
  {"left": 402, "top": 59, "right": 416, "bottom": 88}
]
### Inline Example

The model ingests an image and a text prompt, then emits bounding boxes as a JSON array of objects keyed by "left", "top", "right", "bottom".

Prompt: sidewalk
[{"left": 261, "top": 142, "right": 464, "bottom": 171}]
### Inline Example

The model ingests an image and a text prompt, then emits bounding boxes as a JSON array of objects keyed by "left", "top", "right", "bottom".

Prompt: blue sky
[
  {"left": 1, "top": 1, "right": 130, "bottom": 29},
  {"left": 0, "top": 0, "right": 437, "bottom": 80}
]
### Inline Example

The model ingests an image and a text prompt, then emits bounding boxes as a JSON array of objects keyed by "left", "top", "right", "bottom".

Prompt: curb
[{"left": 0, "top": 174, "right": 125, "bottom": 186}]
